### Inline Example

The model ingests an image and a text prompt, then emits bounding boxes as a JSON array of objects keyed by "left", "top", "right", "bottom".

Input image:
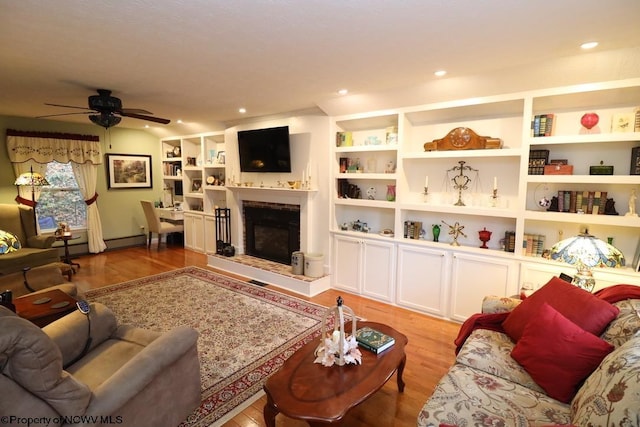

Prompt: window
[{"left": 36, "top": 162, "right": 87, "bottom": 231}]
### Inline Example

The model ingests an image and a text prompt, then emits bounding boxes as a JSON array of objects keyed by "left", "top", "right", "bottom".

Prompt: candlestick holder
[
  {"left": 448, "top": 161, "right": 478, "bottom": 206},
  {"left": 423, "top": 186, "right": 429, "bottom": 202},
  {"left": 490, "top": 188, "right": 498, "bottom": 207}
]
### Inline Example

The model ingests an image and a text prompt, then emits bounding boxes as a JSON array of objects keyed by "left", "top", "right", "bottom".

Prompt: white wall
[{"left": 224, "top": 113, "right": 332, "bottom": 262}]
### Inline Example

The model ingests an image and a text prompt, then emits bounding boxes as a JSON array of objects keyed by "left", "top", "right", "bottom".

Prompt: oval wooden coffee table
[{"left": 263, "top": 321, "right": 407, "bottom": 426}]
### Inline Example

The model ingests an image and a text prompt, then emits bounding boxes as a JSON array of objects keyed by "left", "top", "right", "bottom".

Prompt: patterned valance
[{"left": 6, "top": 129, "right": 102, "bottom": 164}]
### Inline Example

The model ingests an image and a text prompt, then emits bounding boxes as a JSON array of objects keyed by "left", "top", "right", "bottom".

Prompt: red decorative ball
[{"left": 581, "top": 113, "right": 599, "bottom": 130}]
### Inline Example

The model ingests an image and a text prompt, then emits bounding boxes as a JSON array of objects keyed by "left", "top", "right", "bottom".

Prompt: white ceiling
[{"left": 1, "top": 0, "right": 640, "bottom": 135}]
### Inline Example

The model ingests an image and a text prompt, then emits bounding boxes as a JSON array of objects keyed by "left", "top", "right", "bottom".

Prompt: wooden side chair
[{"left": 140, "top": 200, "right": 184, "bottom": 249}]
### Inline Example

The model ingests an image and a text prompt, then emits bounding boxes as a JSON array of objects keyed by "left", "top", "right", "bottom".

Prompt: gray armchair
[
  {"left": 0, "top": 263, "right": 79, "bottom": 300},
  {"left": 0, "top": 303, "right": 201, "bottom": 427},
  {"left": 0, "top": 204, "right": 59, "bottom": 275}
]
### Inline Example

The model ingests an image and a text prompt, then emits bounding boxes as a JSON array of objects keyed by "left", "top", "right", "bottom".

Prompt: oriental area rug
[{"left": 85, "top": 266, "right": 328, "bottom": 426}]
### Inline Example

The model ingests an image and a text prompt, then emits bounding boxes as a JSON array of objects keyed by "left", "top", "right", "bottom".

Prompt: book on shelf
[
  {"left": 522, "top": 233, "right": 545, "bottom": 257},
  {"left": 504, "top": 231, "right": 516, "bottom": 253},
  {"left": 336, "top": 131, "right": 353, "bottom": 147},
  {"left": 403, "top": 221, "right": 422, "bottom": 239},
  {"left": 581, "top": 190, "right": 589, "bottom": 212},
  {"left": 631, "top": 147, "right": 640, "bottom": 175},
  {"left": 569, "top": 191, "right": 577, "bottom": 213},
  {"left": 528, "top": 149, "right": 549, "bottom": 175},
  {"left": 557, "top": 191, "right": 565, "bottom": 212},
  {"left": 531, "top": 114, "right": 555, "bottom": 137},
  {"left": 598, "top": 192, "right": 607, "bottom": 214},
  {"left": 355, "top": 326, "right": 395, "bottom": 354},
  {"left": 587, "top": 191, "right": 595, "bottom": 214}
]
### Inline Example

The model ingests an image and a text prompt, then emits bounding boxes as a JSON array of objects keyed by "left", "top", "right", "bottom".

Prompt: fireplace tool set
[{"left": 215, "top": 208, "right": 234, "bottom": 256}]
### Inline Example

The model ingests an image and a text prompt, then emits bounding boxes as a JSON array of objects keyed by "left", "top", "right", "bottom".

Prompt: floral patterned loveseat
[{"left": 418, "top": 278, "right": 640, "bottom": 427}]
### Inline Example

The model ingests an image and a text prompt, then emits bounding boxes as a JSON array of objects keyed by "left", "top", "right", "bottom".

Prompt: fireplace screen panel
[
  {"left": 243, "top": 203, "right": 300, "bottom": 265},
  {"left": 253, "top": 225, "right": 290, "bottom": 263}
]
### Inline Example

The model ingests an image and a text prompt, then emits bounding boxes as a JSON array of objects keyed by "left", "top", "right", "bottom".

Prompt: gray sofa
[
  {"left": 0, "top": 204, "right": 59, "bottom": 275},
  {"left": 418, "top": 280, "right": 640, "bottom": 426},
  {"left": 0, "top": 302, "right": 201, "bottom": 427}
]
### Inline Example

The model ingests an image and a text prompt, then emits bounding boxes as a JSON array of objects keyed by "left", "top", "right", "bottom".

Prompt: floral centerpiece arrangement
[{"left": 314, "top": 296, "right": 362, "bottom": 367}]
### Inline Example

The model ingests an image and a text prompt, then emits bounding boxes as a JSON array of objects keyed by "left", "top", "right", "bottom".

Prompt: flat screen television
[{"left": 238, "top": 126, "right": 292, "bottom": 173}]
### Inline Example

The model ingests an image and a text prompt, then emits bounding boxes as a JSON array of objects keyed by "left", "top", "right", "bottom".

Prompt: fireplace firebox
[{"left": 243, "top": 202, "right": 300, "bottom": 265}]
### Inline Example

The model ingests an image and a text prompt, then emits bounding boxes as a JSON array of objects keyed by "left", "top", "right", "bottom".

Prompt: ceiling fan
[{"left": 37, "top": 89, "right": 171, "bottom": 128}]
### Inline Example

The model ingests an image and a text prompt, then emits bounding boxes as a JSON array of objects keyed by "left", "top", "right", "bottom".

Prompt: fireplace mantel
[{"left": 227, "top": 186, "right": 317, "bottom": 195}]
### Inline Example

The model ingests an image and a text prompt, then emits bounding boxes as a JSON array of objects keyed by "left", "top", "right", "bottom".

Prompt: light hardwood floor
[{"left": 72, "top": 245, "right": 461, "bottom": 427}]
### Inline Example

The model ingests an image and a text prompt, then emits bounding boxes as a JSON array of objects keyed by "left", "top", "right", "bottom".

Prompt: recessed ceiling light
[
  {"left": 581, "top": 41, "right": 598, "bottom": 50},
  {"left": 434, "top": 70, "right": 447, "bottom": 77},
  {"left": 177, "top": 119, "right": 183, "bottom": 124},
  {"left": 337, "top": 89, "right": 348, "bottom": 96},
  {"left": 144, "top": 124, "right": 149, "bottom": 128},
  {"left": 239, "top": 107, "right": 246, "bottom": 114}
]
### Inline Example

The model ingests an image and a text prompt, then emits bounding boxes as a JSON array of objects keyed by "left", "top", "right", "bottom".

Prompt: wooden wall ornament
[{"left": 424, "top": 127, "right": 503, "bottom": 151}]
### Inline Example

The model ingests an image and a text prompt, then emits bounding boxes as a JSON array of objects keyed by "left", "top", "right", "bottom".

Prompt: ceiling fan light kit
[
  {"left": 89, "top": 113, "right": 121, "bottom": 128},
  {"left": 39, "top": 89, "right": 170, "bottom": 128}
]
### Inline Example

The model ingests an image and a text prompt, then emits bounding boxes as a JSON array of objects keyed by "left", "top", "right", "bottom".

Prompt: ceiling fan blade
[
  {"left": 120, "top": 111, "right": 170, "bottom": 125},
  {"left": 121, "top": 108, "right": 153, "bottom": 115},
  {"left": 44, "top": 103, "right": 91, "bottom": 111},
  {"left": 35, "top": 112, "right": 92, "bottom": 118}
]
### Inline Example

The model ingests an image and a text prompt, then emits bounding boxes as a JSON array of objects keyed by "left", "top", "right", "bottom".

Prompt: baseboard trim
[{"left": 58, "top": 234, "right": 147, "bottom": 257}]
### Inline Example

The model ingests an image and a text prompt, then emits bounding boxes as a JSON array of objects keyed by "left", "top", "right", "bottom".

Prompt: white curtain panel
[{"left": 7, "top": 131, "right": 106, "bottom": 253}]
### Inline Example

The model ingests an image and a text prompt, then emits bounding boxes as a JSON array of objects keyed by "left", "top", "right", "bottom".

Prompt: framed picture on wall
[{"left": 106, "top": 153, "right": 153, "bottom": 189}]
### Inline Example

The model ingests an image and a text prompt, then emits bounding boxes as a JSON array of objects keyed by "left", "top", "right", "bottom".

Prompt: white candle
[
  {"left": 332, "top": 330, "right": 341, "bottom": 345},
  {"left": 425, "top": 176, "right": 429, "bottom": 188},
  {"left": 493, "top": 176, "right": 497, "bottom": 190}
]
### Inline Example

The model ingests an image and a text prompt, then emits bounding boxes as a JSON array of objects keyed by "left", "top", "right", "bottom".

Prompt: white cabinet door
[
  {"left": 396, "top": 244, "right": 449, "bottom": 316},
  {"left": 184, "top": 212, "right": 205, "bottom": 253},
  {"left": 204, "top": 215, "right": 217, "bottom": 255},
  {"left": 332, "top": 234, "right": 396, "bottom": 302},
  {"left": 332, "top": 235, "right": 363, "bottom": 294},
  {"left": 361, "top": 239, "right": 396, "bottom": 302},
  {"left": 450, "top": 252, "right": 518, "bottom": 322}
]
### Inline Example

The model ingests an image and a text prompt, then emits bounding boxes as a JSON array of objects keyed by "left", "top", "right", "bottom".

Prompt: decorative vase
[
  {"left": 386, "top": 184, "right": 396, "bottom": 202},
  {"left": 478, "top": 227, "right": 492, "bottom": 249},
  {"left": 432, "top": 224, "right": 441, "bottom": 242},
  {"left": 580, "top": 112, "right": 600, "bottom": 134}
]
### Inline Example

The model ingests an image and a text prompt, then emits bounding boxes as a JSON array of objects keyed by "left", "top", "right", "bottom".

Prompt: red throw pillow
[
  {"left": 511, "top": 302, "right": 614, "bottom": 403},
  {"left": 502, "top": 276, "right": 619, "bottom": 342}
]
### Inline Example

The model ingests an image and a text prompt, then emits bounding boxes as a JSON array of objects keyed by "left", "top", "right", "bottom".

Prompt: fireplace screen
[{"left": 243, "top": 203, "right": 300, "bottom": 265}]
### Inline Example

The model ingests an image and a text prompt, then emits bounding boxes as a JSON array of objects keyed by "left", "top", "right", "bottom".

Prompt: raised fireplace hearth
[{"left": 243, "top": 201, "right": 300, "bottom": 265}]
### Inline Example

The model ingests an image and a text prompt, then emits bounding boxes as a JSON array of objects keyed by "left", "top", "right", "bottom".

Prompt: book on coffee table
[{"left": 355, "top": 326, "right": 395, "bottom": 354}]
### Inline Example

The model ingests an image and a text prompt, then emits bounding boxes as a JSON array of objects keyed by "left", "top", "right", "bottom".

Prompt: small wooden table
[
  {"left": 56, "top": 234, "right": 80, "bottom": 273},
  {"left": 263, "top": 321, "right": 407, "bottom": 426},
  {"left": 14, "top": 289, "right": 77, "bottom": 327}
]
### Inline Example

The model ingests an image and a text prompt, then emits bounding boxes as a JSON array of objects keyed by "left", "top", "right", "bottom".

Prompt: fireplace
[{"left": 243, "top": 201, "right": 300, "bottom": 265}]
